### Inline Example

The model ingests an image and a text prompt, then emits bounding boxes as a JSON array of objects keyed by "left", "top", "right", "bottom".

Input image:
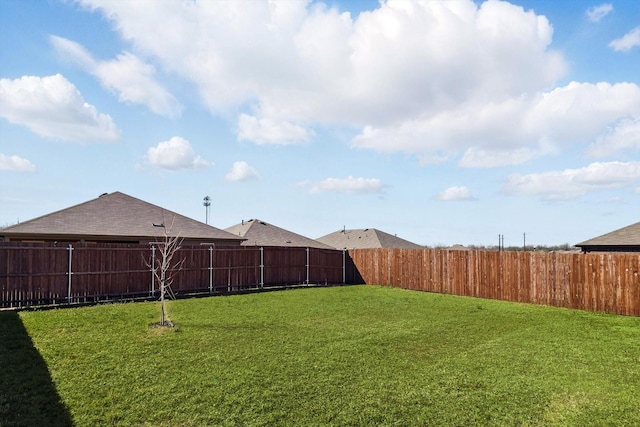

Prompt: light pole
[{"left": 203, "top": 196, "right": 211, "bottom": 224}]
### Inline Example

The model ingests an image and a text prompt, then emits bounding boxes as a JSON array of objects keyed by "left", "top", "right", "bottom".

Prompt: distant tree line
[{"left": 432, "top": 243, "right": 576, "bottom": 252}]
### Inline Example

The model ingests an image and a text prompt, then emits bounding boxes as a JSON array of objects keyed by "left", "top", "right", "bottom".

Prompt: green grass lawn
[{"left": 3, "top": 285, "right": 640, "bottom": 426}]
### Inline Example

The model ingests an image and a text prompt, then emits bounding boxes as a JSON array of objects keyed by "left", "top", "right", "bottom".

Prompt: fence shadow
[
  {"left": 345, "top": 254, "right": 364, "bottom": 284},
  {"left": 0, "top": 311, "right": 74, "bottom": 426}
]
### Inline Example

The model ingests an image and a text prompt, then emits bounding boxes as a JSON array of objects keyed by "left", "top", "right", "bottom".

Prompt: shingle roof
[
  {"left": 575, "top": 221, "right": 640, "bottom": 249},
  {"left": 1, "top": 191, "right": 243, "bottom": 244},
  {"left": 317, "top": 228, "right": 423, "bottom": 249},
  {"left": 224, "top": 219, "right": 335, "bottom": 249}
]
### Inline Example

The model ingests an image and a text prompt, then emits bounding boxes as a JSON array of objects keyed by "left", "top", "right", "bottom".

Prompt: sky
[{"left": 1, "top": 0, "right": 639, "bottom": 247}]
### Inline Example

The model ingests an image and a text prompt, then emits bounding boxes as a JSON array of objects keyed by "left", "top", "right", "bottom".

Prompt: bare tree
[{"left": 149, "top": 215, "right": 184, "bottom": 327}]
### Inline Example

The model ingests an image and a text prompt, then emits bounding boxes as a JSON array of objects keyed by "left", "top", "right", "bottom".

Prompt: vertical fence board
[
  {"left": 0, "top": 243, "right": 346, "bottom": 308},
  {"left": 346, "top": 248, "right": 639, "bottom": 316}
]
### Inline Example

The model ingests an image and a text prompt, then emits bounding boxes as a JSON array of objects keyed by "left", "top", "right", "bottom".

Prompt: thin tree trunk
[{"left": 160, "top": 271, "right": 166, "bottom": 325}]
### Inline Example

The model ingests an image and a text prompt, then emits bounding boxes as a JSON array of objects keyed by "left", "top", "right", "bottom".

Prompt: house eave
[
  {"left": 574, "top": 244, "right": 640, "bottom": 253},
  {"left": 0, "top": 232, "right": 244, "bottom": 245}
]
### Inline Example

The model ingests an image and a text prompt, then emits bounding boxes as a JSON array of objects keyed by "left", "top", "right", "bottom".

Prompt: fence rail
[
  {"left": 346, "top": 248, "right": 640, "bottom": 316},
  {"left": 0, "top": 242, "right": 346, "bottom": 308}
]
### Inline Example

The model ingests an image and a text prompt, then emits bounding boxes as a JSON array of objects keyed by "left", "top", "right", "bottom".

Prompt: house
[
  {"left": 317, "top": 228, "right": 423, "bottom": 249},
  {"left": 575, "top": 221, "right": 640, "bottom": 253},
  {"left": 0, "top": 191, "right": 244, "bottom": 245},
  {"left": 225, "top": 219, "right": 335, "bottom": 249}
]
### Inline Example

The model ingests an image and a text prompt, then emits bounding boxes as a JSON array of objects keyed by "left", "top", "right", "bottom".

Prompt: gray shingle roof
[
  {"left": 575, "top": 221, "right": 640, "bottom": 248},
  {"left": 317, "top": 228, "right": 423, "bottom": 249},
  {"left": 225, "top": 219, "right": 335, "bottom": 249},
  {"left": 1, "top": 191, "right": 243, "bottom": 244}
]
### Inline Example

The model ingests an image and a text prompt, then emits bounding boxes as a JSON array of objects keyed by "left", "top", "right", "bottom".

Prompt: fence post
[
  {"left": 306, "top": 247, "right": 310, "bottom": 284},
  {"left": 260, "top": 247, "right": 264, "bottom": 289},
  {"left": 209, "top": 245, "right": 214, "bottom": 293},
  {"left": 67, "top": 244, "right": 74, "bottom": 304},
  {"left": 342, "top": 249, "right": 346, "bottom": 284}
]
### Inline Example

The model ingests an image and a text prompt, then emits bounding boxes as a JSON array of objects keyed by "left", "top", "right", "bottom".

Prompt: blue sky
[{"left": 1, "top": 0, "right": 638, "bottom": 247}]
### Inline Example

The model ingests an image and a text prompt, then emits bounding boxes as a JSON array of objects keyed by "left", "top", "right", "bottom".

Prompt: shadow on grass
[{"left": 0, "top": 311, "right": 74, "bottom": 427}]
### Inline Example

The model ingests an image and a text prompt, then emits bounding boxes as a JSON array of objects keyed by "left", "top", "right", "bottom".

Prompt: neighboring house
[
  {"left": 317, "top": 228, "right": 423, "bottom": 249},
  {"left": 0, "top": 191, "right": 244, "bottom": 245},
  {"left": 575, "top": 221, "right": 640, "bottom": 253},
  {"left": 225, "top": 219, "right": 335, "bottom": 249},
  {"left": 447, "top": 244, "right": 470, "bottom": 251}
]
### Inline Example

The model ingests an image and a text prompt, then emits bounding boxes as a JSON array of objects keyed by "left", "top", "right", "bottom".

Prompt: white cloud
[
  {"left": 237, "top": 114, "right": 312, "bottom": 145},
  {"left": 50, "top": 35, "right": 182, "bottom": 117},
  {"left": 587, "top": 117, "right": 640, "bottom": 158},
  {"left": 144, "top": 136, "right": 210, "bottom": 170},
  {"left": 585, "top": 3, "right": 613, "bottom": 22},
  {"left": 0, "top": 154, "right": 36, "bottom": 172},
  {"left": 353, "top": 81, "right": 640, "bottom": 166},
  {"left": 436, "top": 186, "right": 476, "bottom": 201},
  {"left": 74, "top": 0, "right": 638, "bottom": 163},
  {"left": 76, "top": 0, "right": 565, "bottom": 144},
  {"left": 458, "top": 147, "right": 537, "bottom": 168},
  {"left": 225, "top": 161, "right": 259, "bottom": 181},
  {"left": 0, "top": 74, "right": 119, "bottom": 142},
  {"left": 609, "top": 26, "right": 640, "bottom": 52},
  {"left": 503, "top": 161, "right": 640, "bottom": 200},
  {"left": 309, "top": 176, "right": 383, "bottom": 194}
]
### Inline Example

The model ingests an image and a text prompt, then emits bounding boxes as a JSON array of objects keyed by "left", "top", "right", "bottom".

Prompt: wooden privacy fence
[
  {"left": 347, "top": 248, "right": 640, "bottom": 316},
  {"left": 0, "top": 242, "right": 346, "bottom": 308},
  {"left": 4, "top": 243, "right": 639, "bottom": 315}
]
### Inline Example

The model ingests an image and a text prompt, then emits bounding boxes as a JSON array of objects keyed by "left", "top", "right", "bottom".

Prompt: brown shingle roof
[
  {"left": 317, "top": 228, "right": 423, "bottom": 249},
  {"left": 575, "top": 221, "right": 640, "bottom": 252},
  {"left": 225, "top": 219, "right": 335, "bottom": 249},
  {"left": 1, "top": 191, "right": 244, "bottom": 244}
]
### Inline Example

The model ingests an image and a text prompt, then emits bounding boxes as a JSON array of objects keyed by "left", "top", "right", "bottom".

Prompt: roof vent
[{"left": 99, "top": 192, "right": 108, "bottom": 197}]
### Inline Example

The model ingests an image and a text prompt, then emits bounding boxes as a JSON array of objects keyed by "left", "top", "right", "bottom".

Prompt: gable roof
[
  {"left": 0, "top": 191, "right": 244, "bottom": 244},
  {"left": 317, "top": 228, "right": 423, "bottom": 249},
  {"left": 575, "top": 221, "right": 640, "bottom": 252},
  {"left": 224, "top": 219, "right": 335, "bottom": 249}
]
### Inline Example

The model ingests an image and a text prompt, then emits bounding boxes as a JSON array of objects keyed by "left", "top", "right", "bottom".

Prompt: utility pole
[
  {"left": 203, "top": 196, "right": 211, "bottom": 224},
  {"left": 523, "top": 232, "right": 526, "bottom": 251}
]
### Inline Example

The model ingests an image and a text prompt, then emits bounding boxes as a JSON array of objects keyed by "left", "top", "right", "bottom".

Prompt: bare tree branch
[{"left": 146, "top": 214, "right": 184, "bottom": 326}]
